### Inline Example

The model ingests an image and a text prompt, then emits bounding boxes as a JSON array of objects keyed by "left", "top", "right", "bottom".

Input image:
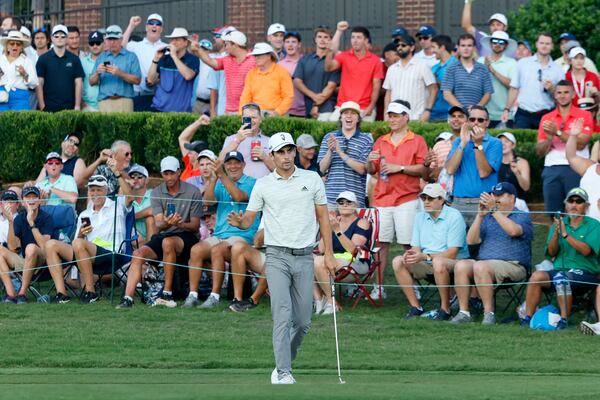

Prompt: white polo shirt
[
  {"left": 126, "top": 37, "right": 167, "bottom": 94},
  {"left": 246, "top": 167, "right": 327, "bottom": 249},
  {"left": 74, "top": 196, "right": 130, "bottom": 250}
]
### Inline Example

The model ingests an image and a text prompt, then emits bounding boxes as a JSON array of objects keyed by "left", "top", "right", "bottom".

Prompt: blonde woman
[{"left": 0, "top": 30, "right": 38, "bottom": 110}]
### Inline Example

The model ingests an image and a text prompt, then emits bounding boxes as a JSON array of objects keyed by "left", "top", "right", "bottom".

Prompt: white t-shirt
[
  {"left": 126, "top": 37, "right": 166, "bottom": 94},
  {"left": 581, "top": 163, "right": 600, "bottom": 221},
  {"left": 413, "top": 50, "right": 438, "bottom": 68}
]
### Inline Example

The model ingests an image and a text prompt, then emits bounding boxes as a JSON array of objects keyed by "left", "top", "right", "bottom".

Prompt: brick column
[
  {"left": 397, "top": 0, "right": 436, "bottom": 34},
  {"left": 63, "top": 0, "right": 102, "bottom": 39},
  {"left": 227, "top": 0, "right": 266, "bottom": 48}
]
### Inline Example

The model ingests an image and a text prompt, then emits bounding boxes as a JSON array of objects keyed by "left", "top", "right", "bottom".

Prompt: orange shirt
[
  {"left": 180, "top": 153, "right": 199, "bottom": 182},
  {"left": 371, "top": 131, "right": 428, "bottom": 207},
  {"left": 239, "top": 63, "right": 294, "bottom": 116}
]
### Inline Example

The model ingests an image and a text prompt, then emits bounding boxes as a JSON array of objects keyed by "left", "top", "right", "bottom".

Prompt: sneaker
[
  {"left": 314, "top": 297, "right": 327, "bottom": 314},
  {"left": 154, "top": 292, "right": 177, "bottom": 308},
  {"left": 115, "top": 297, "right": 133, "bottom": 309},
  {"left": 270, "top": 368, "right": 295, "bottom": 385},
  {"left": 449, "top": 295, "right": 459, "bottom": 311},
  {"left": 482, "top": 312, "right": 496, "bottom": 325},
  {"left": 468, "top": 297, "right": 483, "bottom": 316},
  {"left": 182, "top": 293, "right": 200, "bottom": 308},
  {"left": 2, "top": 294, "right": 17, "bottom": 304},
  {"left": 236, "top": 298, "right": 258, "bottom": 312},
  {"left": 426, "top": 309, "right": 451, "bottom": 321},
  {"left": 403, "top": 306, "right": 425, "bottom": 320},
  {"left": 579, "top": 321, "right": 600, "bottom": 336},
  {"left": 370, "top": 285, "right": 387, "bottom": 300},
  {"left": 81, "top": 291, "right": 99, "bottom": 304},
  {"left": 270, "top": 368, "right": 278, "bottom": 384},
  {"left": 519, "top": 316, "right": 531, "bottom": 327},
  {"left": 55, "top": 293, "right": 71, "bottom": 304},
  {"left": 321, "top": 301, "right": 337, "bottom": 316},
  {"left": 450, "top": 311, "right": 473, "bottom": 324},
  {"left": 16, "top": 294, "right": 28, "bottom": 305},
  {"left": 199, "top": 294, "right": 220, "bottom": 309},
  {"left": 556, "top": 318, "right": 568, "bottom": 330}
]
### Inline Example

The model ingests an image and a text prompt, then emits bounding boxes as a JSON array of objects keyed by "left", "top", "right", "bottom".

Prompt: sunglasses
[
  {"left": 419, "top": 195, "right": 440, "bottom": 202},
  {"left": 124, "top": 152, "right": 133, "bottom": 157},
  {"left": 566, "top": 197, "right": 585, "bottom": 204},
  {"left": 89, "top": 176, "right": 107, "bottom": 183},
  {"left": 53, "top": 34, "right": 66, "bottom": 39},
  {"left": 46, "top": 160, "right": 62, "bottom": 166},
  {"left": 468, "top": 117, "right": 487, "bottom": 123},
  {"left": 129, "top": 174, "right": 146, "bottom": 180},
  {"left": 147, "top": 21, "right": 162, "bottom": 26},
  {"left": 336, "top": 199, "right": 353, "bottom": 206},
  {"left": 418, "top": 36, "right": 431, "bottom": 41},
  {"left": 7, "top": 41, "right": 23, "bottom": 47},
  {"left": 33, "top": 28, "right": 47, "bottom": 33},
  {"left": 490, "top": 38, "right": 507, "bottom": 45},
  {"left": 396, "top": 43, "right": 410, "bottom": 48},
  {"left": 537, "top": 69, "right": 542, "bottom": 82},
  {"left": 65, "top": 138, "right": 80, "bottom": 147},
  {"left": 89, "top": 42, "right": 103, "bottom": 47}
]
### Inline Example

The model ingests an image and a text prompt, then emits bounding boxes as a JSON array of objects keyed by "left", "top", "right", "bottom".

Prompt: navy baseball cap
[
  {"left": 448, "top": 105, "right": 467, "bottom": 116},
  {"left": 224, "top": 151, "right": 245, "bottom": 163},
  {"left": 391, "top": 26, "right": 408, "bottom": 38},
  {"left": 559, "top": 32, "right": 576, "bottom": 42},
  {"left": 416, "top": 25, "right": 436, "bottom": 37},
  {"left": 1, "top": 190, "right": 18, "bottom": 201},
  {"left": 491, "top": 182, "right": 517, "bottom": 197},
  {"left": 284, "top": 31, "right": 301, "bottom": 41},
  {"left": 88, "top": 30, "right": 104, "bottom": 44},
  {"left": 394, "top": 33, "right": 415, "bottom": 46},
  {"left": 22, "top": 186, "right": 41, "bottom": 198}
]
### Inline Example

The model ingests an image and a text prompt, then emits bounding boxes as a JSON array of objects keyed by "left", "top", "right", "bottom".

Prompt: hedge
[{"left": 0, "top": 111, "right": 596, "bottom": 200}]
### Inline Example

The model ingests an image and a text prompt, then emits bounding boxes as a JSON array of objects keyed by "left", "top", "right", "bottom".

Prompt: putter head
[{"left": 339, "top": 378, "right": 346, "bottom": 384}]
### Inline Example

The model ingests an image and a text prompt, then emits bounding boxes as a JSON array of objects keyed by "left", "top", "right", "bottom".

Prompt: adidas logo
[{"left": 301, "top": 186, "right": 309, "bottom": 191}]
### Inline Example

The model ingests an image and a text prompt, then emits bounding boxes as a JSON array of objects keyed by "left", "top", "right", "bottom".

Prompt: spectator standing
[
  {"left": 366, "top": 101, "right": 428, "bottom": 300},
  {"left": 461, "top": 1, "right": 514, "bottom": 58},
  {"left": 497, "top": 132, "right": 531, "bottom": 211},
  {"left": 478, "top": 31, "right": 517, "bottom": 127},
  {"left": 122, "top": 14, "right": 166, "bottom": 111},
  {"left": 90, "top": 25, "right": 141, "bottom": 112},
  {"left": 192, "top": 38, "right": 217, "bottom": 115},
  {"left": 278, "top": 31, "right": 305, "bottom": 117},
  {"left": 267, "top": 23, "right": 286, "bottom": 60},
  {"left": 293, "top": 26, "right": 339, "bottom": 120},
  {"left": 536, "top": 81, "right": 593, "bottom": 214},
  {"left": 81, "top": 31, "right": 103, "bottom": 111},
  {"left": 35, "top": 24, "right": 84, "bottom": 112},
  {"left": 35, "top": 152, "right": 78, "bottom": 207},
  {"left": 383, "top": 32, "right": 437, "bottom": 122},
  {"left": 66, "top": 26, "right": 85, "bottom": 57},
  {"left": 565, "top": 47, "right": 600, "bottom": 106},
  {"left": 445, "top": 105, "right": 503, "bottom": 226},
  {"left": 515, "top": 40, "right": 532, "bottom": 60},
  {"left": 502, "top": 33, "right": 564, "bottom": 129},
  {"left": 147, "top": 28, "right": 199, "bottom": 112},
  {"left": 325, "top": 21, "right": 384, "bottom": 122},
  {"left": 239, "top": 43, "right": 293, "bottom": 116},
  {"left": 206, "top": 26, "right": 232, "bottom": 117},
  {"left": 191, "top": 30, "right": 255, "bottom": 114},
  {"left": 430, "top": 35, "right": 457, "bottom": 121},
  {"left": 0, "top": 30, "right": 38, "bottom": 111},
  {"left": 32, "top": 28, "right": 50, "bottom": 58},
  {"left": 294, "top": 134, "right": 321, "bottom": 175},
  {"left": 318, "top": 101, "right": 372, "bottom": 207},
  {"left": 442, "top": 34, "right": 493, "bottom": 111},
  {"left": 413, "top": 25, "right": 438, "bottom": 68},
  {"left": 554, "top": 33, "right": 598, "bottom": 74}
]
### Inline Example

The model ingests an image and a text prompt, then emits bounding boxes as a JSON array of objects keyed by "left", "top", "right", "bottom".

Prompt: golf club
[{"left": 330, "top": 275, "right": 346, "bottom": 384}]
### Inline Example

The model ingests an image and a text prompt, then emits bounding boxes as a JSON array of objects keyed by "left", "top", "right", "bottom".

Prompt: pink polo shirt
[
  {"left": 215, "top": 53, "right": 256, "bottom": 113},
  {"left": 279, "top": 55, "right": 306, "bottom": 116}
]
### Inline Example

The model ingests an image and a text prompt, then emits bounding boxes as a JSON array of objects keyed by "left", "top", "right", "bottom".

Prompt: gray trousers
[{"left": 265, "top": 247, "right": 314, "bottom": 375}]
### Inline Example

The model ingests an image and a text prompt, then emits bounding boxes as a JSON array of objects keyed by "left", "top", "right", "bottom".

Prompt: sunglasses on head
[
  {"left": 490, "top": 38, "right": 507, "bottom": 45},
  {"left": 33, "top": 28, "right": 47, "bottom": 33},
  {"left": 89, "top": 176, "right": 107, "bottom": 183},
  {"left": 566, "top": 197, "right": 585, "bottom": 204},
  {"left": 46, "top": 159, "right": 62, "bottom": 165},
  {"left": 418, "top": 36, "right": 431, "bottom": 41},
  {"left": 468, "top": 117, "right": 487, "bottom": 123}
]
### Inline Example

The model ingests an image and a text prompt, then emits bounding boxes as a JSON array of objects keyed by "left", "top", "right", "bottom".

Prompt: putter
[{"left": 330, "top": 275, "right": 346, "bottom": 384}]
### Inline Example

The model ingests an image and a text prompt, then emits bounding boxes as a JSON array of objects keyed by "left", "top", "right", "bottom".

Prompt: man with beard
[{"left": 382, "top": 32, "right": 437, "bottom": 122}]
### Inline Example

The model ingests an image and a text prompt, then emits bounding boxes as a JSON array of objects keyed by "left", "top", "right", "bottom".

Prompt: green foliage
[{"left": 508, "top": 0, "right": 600, "bottom": 63}]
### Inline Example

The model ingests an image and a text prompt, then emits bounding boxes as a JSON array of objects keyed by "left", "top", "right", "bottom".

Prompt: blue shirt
[
  {"left": 431, "top": 56, "right": 457, "bottom": 121},
  {"left": 81, "top": 53, "right": 99, "bottom": 108},
  {"left": 442, "top": 60, "right": 494, "bottom": 109},
  {"left": 152, "top": 51, "right": 199, "bottom": 112},
  {"left": 317, "top": 130, "right": 372, "bottom": 207},
  {"left": 478, "top": 210, "right": 533, "bottom": 269},
  {"left": 213, "top": 175, "right": 259, "bottom": 242},
  {"left": 293, "top": 52, "right": 340, "bottom": 115},
  {"left": 411, "top": 205, "right": 469, "bottom": 258},
  {"left": 207, "top": 67, "right": 226, "bottom": 116},
  {"left": 447, "top": 133, "right": 503, "bottom": 198},
  {"left": 93, "top": 48, "right": 142, "bottom": 101},
  {"left": 13, "top": 209, "right": 54, "bottom": 257},
  {"left": 510, "top": 54, "right": 564, "bottom": 112}
]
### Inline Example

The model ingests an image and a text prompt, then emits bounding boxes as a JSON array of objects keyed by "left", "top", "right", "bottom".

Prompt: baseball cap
[
  {"left": 268, "top": 132, "right": 295, "bottom": 152},
  {"left": 339, "top": 101, "right": 361, "bottom": 115},
  {"left": 223, "top": 151, "right": 245, "bottom": 163},
  {"left": 87, "top": 175, "right": 108, "bottom": 188},
  {"left": 577, "top": 97, "right": 597, "bottom": 110},
  {"left": 435, "top": 132, "right": 453, "bottom": 142},
  {"left": 105, "top": 25, "right": 123, "bottom": 39},
  {"left": 147, "top": 13, "right": 163, "bottom": 24},
  {"left": 250, "top": 42, "right": 276, "bottom": 57},
  {"left": 160, "top": 156, "right": 180, "bottom": 173},
  {"left": 386, "top": 102, "right": 410, "bottom": 115},
  {"left": 391, "top": 26, "right": 408, "bottom": 38},
  {"left": 222, "top": 30, "right": 247, "bottom": 47},
  {"left": 448, "top": 105, "right": 467, "bottom": 116},
  {"left": 284, "top": 31, "right": 301, "bottom": 41},
  {"left": 197, "top": 149, "right": 217, "bottom": 161},
  {"left": 421, "top": 183, "right": 447, "bottom": 200},
  {"left": 491, "top": 182, "right": 517, "bottom": 197},
  {"left": 88, "top": 30, "right": 103, "bottom": 44},
  {"left": 416, "top": 25, "right": 436, "bottom": 37},
  {"left": 22, "top": 186, "right": 41, "bottom": 198},
  {"left": 394, "top": 32, "right": 415, "bottom": 46},
  {"left": 488, "top": 13, "right": 508, "bottom": 26},
  {"left": 51, "top": 24, "right": 68, "bottom": 36},
  {"left": 165, "top": 27, "right": 189, "bottom": 39},
  {"left": 1, "top": 190, "right": 18, "bottom": 201},
  {"left": 336, "top": 191, "right": 358, "bottom": 204},
  {"left": 20, "top": 26, "right": 31, "bottom": 38},
  {"left": 564, "top": 40, "right": 581, "bottom": 53},
  {"left": 296, "top": 134, "right": 318, "bottom": 149},
  {"left": 517, "top": 39, "right": 531, "bottom": 51},
  {"left": 183, "top": 140, "right": 208, "bottom": 153},
  {"left": 564, "top": 187, "right": 589, "bottom": 203},
  {"left": 45, "top": 152, "right": 62, "bottom": 162},
  {"left": 199, "top": 39, "right": 213, "bottom": 50},
  {"left": 568, "top": 46, "right": 586, "bottom": 59},
  {"left": 559, "top": 32, "right": 576, "bottom": 42},
  {"left": 127, "top": 164, "right": 149, "bottom": 178},
  {"left": 497, "top": 132, "right": 516, "bottom": 144},
  {"left": 481, "top": 31, "right": 517, "bottom": 54},
  {"left": 267, "top": 23, "right": 286, "bottom": 36}
]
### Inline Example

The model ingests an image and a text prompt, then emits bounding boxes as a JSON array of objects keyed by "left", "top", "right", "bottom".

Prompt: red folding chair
[{"left": 334, "top": 208, "right": 383, "bottom": 309}]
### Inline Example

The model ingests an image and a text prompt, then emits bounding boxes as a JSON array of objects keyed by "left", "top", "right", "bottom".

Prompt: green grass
[{"left": 1, "top": 224, "right": 599, "bottom": 399}]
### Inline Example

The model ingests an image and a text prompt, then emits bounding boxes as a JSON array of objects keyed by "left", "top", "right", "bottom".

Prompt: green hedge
[{"left": 1, "top": 111, "right": 597, "bottom": 200}]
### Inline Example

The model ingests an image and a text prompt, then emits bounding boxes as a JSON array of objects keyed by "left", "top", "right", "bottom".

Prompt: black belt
[
  {"left": 268, "top": 245, "right": 315, "bottom": 256},
  {"left": 196, "top": 97, "right": 210, "bottom": 103},
  {"left": 518, "top": 107, "right": 551, "bottom": 116}
]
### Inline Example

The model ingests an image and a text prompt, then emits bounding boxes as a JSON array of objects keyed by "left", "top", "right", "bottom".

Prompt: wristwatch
[
  {"left": 336, "top": 231, "right": 343, "bottom": 237},
  {"left": 556, "top": 130, "right": 563, "bottom": 137},
  {"left": 425, "top": 253, "right": 432, "bottom": 262},
  {"left": 400, "top": 165, "right": 405, "bottom": 173},
  {"left": 475, "top": 144, "right": 483, "bottom": 151}
]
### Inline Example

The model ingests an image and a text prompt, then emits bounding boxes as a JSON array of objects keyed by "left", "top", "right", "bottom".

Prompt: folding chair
[
  {"left": 494, "top": 278, "right": 527, "bottom": 319},
  {"left": 334, "top": 208, "right": 383, "bottom": 309}
]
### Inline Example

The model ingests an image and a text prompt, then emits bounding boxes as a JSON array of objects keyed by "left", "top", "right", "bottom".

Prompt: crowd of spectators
[{"left": 0, "top": 3, "right": 599, "bottom": 334}]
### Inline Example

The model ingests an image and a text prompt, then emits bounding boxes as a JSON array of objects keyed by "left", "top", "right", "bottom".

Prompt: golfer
[{"left": 228, "top": 132, "right": 337, "bottom": 384}]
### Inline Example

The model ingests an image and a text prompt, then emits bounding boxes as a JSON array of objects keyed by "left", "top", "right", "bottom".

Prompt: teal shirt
[
  {"left": 213, "top": 175, "right": 259, "bottom": 243},
  {"left": 81, "top": 53, "right": 99, "bottom": 109},
  {"left": 410, "top": 205, "right": 469, "bottom": 259},
  {"left": 545, "top": 216, "right": 600, "bottom": 274},
  {"left": 92, "top": 48, "right": 141, "bottom": 101},
  {"left": 477, "top": 54, "right": 517, "bottom": 121},
  {"left": 132, "top": 189, "right": 152, "bottom": 239},
  {"left": 36, "top": 174, "right": 78, "bottom": 207}
]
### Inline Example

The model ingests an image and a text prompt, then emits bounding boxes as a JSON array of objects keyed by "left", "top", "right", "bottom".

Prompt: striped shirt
[
  {"left": 317, "top": 130, "right": 373, "bottom": 207},
  {"left": 382, "top": 58, "right": 436, "bottom": 120},
  {"left": 442, "top": 60, "right": 494, "bottom": 109},
  {"left": 215, "top": 53, "right": 256, "bottom": 113}
]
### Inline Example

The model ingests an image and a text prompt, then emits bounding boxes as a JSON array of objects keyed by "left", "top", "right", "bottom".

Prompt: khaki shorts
[
  {"left": 203, "top": 236, "right": 247, "bottom": 248},
  {"left": 377, "top": 200, "right": 419, "bottom": 244},
  {"left": 411, "top": 258, "right": 458, "bottom": 280},
  {"left": 485, "top": 260, "right": 527, "bottom": 283},
  {"left": 335, "top": 255, "right": 369, "bottom": 275}
]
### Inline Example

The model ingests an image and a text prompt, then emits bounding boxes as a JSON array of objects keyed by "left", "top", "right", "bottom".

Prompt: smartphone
[
  {"left": 166, "top": 203, "right": 176, "bottom": 217},
  {"left": 81, "top": 217, "right": 91, "bottom": 226},
  {"left": 242, "top": 116, "right": 252, "bottom": 130},
  {"left": 103, "top": 61, "right": 111, "bottom": 66}
]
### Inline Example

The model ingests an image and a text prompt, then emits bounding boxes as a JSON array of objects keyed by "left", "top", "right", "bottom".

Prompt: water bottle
[
  {"left": 37, "top": 294, "right": 50, "bottom": 303},
  {"left": 379, "top": 156, "right": 389, "bottom": 182},
  {"left": 553, "top": 272, "right": 572, "bottom": 296}
]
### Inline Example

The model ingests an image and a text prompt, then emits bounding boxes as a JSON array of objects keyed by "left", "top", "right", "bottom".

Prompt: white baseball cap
[
  {"left": 421, "top": 183, "right": 447, "bottom": 200},
  {"left": 435, "top": 131, "right": 453, "bottom": 142},
  {"left": 147, "top": 13, "right": 163, "bottom": 23},
  {"left": 250, "top": 42, "right": 276, "bottom": 57},
  {"left": 128, "top": 164, "right": 149, "bottom": 178},
  {"left": 488, "top": 13, "right": 508, "bottom": 26},
  {"left": 568, "top": 46, "right": 586, "bottom": 59},
  {"left": 498, "top": 132, "right": 516, "bottom": 144},
  {"left": 339, "top": 101, "right": 361, "bottom": 114},
  {"left": 20, "top": 26, "right": 31, "bottom": 38},
  {"left": 160, "top": 156, "right": 180, "bottom": 172},
  {"left": 197, "top": 149, "right": 217, "bottom": 161},
  {"left": 268, "top": 132, "right": 295, "bottom": 152},
  {"left": 165, "top": 27, "right": 189, "bottom": 39},
  {"left": 267, "top": 23, "right": 286, "bottom": 36},
  {"left": 386, "top": 102, "right": 410, "bottom": 116},
  {"left": 222, "top": 30, "right": 247, "bottom": 47},
  {"left": 336, "top": 191, "right": 358, "bottom": 204},
  {"left": 51, "top": 24, "right": 68, "bottom": 36},
  {"left": 105, "top": 25, "right": 123, "bottom": 39},
  {"left": 481, "top": 31, "right": 517, "bottom": 54}
]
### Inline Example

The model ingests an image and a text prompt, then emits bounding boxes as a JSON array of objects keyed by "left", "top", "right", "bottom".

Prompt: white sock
[
  {"left": 162, "top": 290, "right": 172, "bottom": 296},
  {"left": 189, "top": 291, "right": 198, "bottom": 298},
  {"left": 460, "top": 310, "right": 471, "bottom": 317},
  {"left": 124, "top": 295, "right": 133, "bottom": 301},
  {"left": 210, "top": 292, "right": 220, "bottom": 301}
]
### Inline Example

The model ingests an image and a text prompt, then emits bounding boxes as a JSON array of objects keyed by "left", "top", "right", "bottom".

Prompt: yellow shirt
[{"left": 239, "top": 63, "right": 294, "bottom": 116}]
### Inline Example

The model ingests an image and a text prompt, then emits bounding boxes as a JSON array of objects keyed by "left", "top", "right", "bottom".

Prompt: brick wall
[
  {"left": 64, "top": 0, "right": 102, "bottom": 40},
  {"left": 227, "top": 0, "right": 266, "bottom": 48},
  {"left": 397, "top": 0, "right": 436, "bottom": 34}
]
